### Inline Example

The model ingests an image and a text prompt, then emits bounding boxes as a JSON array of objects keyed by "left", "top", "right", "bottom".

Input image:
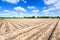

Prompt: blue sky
[{"left": 0, "top": 0, "right": 60, "bottom": 17}]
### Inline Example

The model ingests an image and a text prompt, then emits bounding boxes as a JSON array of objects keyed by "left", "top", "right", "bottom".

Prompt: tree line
[
  {"left": 0, "top": 16, "right": 60, "bottom": 19},
  {"left": 23, "top": 16, "right": 60, "bottom": 18}
]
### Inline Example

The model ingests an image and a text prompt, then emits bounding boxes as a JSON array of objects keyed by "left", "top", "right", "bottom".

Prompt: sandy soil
[{"left": 0, "top": 19, "right": 59, "bottom": 40}]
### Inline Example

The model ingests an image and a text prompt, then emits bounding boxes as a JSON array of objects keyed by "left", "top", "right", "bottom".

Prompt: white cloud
[
  {"left": 14, "top": 6, "right": 26, "bottom": 12},
  {"left": 0, "top": 10, "right": 12, "bottom": 17},
  {"left": 43, "top": 0, "right": 60, "bottom": 16},
  {"left": 28, "top": 12, "right": 39, "bottom": 17},
  {"left": 11, "top": 11, "right": 17, "bottom": 14},
  {"left": 3, "top": 10, "right": 10, "bottom": 13},
  {"left": 32, "top": 10, "right": 39, "bottom": 13},
  {"left": 27, "top": 6, "right": 37, "bottom": 9},
  {"left": 23, "top": 1, "right": 27, "bottom": 3},
  {"left": 54, "top": 0, "right": 60, "bottom": 10},
  {"left": 43, "top": 0, "right": 57, "bottom": 5},
  {"left": 43, "top": 10, "right": 48, "bottom": 13},
  {"left": 3, "top": 10, "right": 17, "bottom": 14},
  {"left": 27, "top": 6, "right": 39, "bottom": 16},
  {"left": 0, "top": 13, "right": 11, "bottom": 17},
  {"left": 2, "top": 7, "right": 27, "bottom": 17},
  {"left": 27, "top": 6, "right": 39, "bottom": 13},
  {"left": 2, "top": 0, "right": 27, "bottom": 4},
  {"left": 21, "top": 0, "right": 27, "bottom": 3},
  {"left": 47, "top": 7, "right": 55, "bottom": 11},
  {"left": 43, "top": 7, "right": 47, "bottom": 9},
  {"left": 43, "top": 0, "right": 60, "bottom": 9},
  {"left": 1, "top": 9, "right": 27, "bottom": 17},
  {"left": 2, "top": 0, "right": 20, "bottom": 4},
  {"left": 42, "top": 7, "right": 57, "bottom": 15},
  {"left": 0, "top": 7, "right": 2, "bottom": 8}
]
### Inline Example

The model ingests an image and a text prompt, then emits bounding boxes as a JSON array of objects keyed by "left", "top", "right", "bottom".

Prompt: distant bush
[
  {"left": 37, "top": 16, "right": 50, "bottom": 18},
  {"left": 31, "top": 16, "right": 35, "bottom": 18},
  {"left": 37, "top": 16, "right": 60, "bottom": 18},
  {"left": 24, "top": 16, "right": 35, "bottom": 18}
]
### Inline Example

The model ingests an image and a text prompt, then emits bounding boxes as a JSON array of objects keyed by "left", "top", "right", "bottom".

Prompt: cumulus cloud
[
  {"left": 27, "top": 6, "right": 40, "bottom": 16},
  {"left": 2, "top": 7, "right": 27, "bottom": 17},
  {"left": 27, "top": 6, "right": 37, "bottom": 10},
  {"left": 43, "top": 0, "right": 60, "bottom": 10},
  {"left": 2, "top": 0, "right": 27, "bottom": 4},
  {"left": 14, "top": 6, "right": 26, "bottom": 12},
  {"left": 1, "top": 9, "right": 27, "bottom": 17},
  {"left": 54, "top": 0, "right": 60, "bottom": 10},
  {"left": 23, "top": 1, "right": 27, "bottom": 3},
  {"left": 43, "top": 0, "right": 60, "bottom": 15},
  {"left": 11, "top": 11, "right": 17, "bottom": 14},
  {"left": 0, "top": 7, "right": 2, "bottom": 8},
  {"left": 28, "top": 12, "right": 39, "bottom": 16},
  {"left": 32, "top": 10, "right": 39, "bottom": 13},
  {"left": 27, "top": 6, "right": 39, "bottom": 13},
  {"left": 43, "top": 10, "right": 48, "bottom": 13},
  {"left": 31, "top": 9, "right": 39, "bottom": 16},
  {"left": 0, "top": 10, "right": 12, "bottom": 17},
  {"left": 21, "top": 0, "right": 27, "bottom": 3},
  {"left": 3, "top": 10, "right": 10, "bottom": 13},
  {"left": 2, "top": 0, "right": 20, "bottom": 4},
  {"left": 44, "top": 0, "right": 57, "bottom": 5},
  {"left": 3, "top": 10, "right": 17, "bottom": 14}
]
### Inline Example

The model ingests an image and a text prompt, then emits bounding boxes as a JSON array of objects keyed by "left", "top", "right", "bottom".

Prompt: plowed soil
[{"left": 0, "top": 19, "right": 60, "bottom": 40}]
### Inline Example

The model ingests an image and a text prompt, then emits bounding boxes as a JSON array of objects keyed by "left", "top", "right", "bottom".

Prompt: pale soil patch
[{"left": 0, "top": 19, "right": 59, "bottom": 40}]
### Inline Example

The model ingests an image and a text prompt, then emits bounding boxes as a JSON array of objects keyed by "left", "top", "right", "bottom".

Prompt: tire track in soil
[
  {"left": 9, "top": 20, "right": 31, "bottom": 27},
  {"left": 6, "top": 21, "right": 54, "bottom": 40},
  {"left": 48, "top": 20, "right": 59, "bottom": 40},
  {"left": 0, "top": 19, "right": 58, "bottom": 40},
  {"left": 5, "top": 22, "right": 49, "bottom": 40},
  {"left": 0, "top": 21, "right": 7, "bottom": 35},
  {"left": 0, "top": 20, "right": 5, "bottom": 28},
  {"left": 36, "top": 21, "right": 58, "bottom": 40},
  {"left": 6, "top": 21, "right": 20, "bottom": 33},
  {"left": 4, "top": 21, "right": 13, "bottom": 35},
  {"left": 6, "top": 20, "right": 52, "bottom": 36},
  {"left": 49, "top": 20, "right": 60, "bottom": 40},
  {"left": 25, "top": 22, "right": 54, "bottom": 40},
  {"left": 2, "top": 21, "right": 10, "bottom": 35},
  {"left": 18, "top": 22, "right": 54, "bottom": 40},
  {"left": 7, "top": 20, "right": 25, "bottom": 29}
]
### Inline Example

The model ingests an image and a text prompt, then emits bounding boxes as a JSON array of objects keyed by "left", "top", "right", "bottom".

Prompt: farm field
[{"left": 0, "top": 19, "right": 60, "bottom": 40}]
